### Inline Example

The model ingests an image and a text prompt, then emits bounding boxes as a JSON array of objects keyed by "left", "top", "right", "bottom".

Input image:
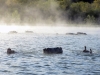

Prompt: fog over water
[
  {"left": 0, "top": 30, "right": 100, "bottom": 75},
  {"left": 0, "top": 23, "right": 100, "bottom": 35},
  {"left": 0, "top": 0, "right": 100, "bottom": 75},
  {"left": 0, "top": 21, "right": 100, "bottom": 75}
]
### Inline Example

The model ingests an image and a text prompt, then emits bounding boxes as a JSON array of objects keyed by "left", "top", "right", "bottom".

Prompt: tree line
[{"left": 0, "top": 0, "right": 100, "bottom": 25}]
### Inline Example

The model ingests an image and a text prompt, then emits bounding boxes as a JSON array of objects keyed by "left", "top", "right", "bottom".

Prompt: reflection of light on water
[
  {"left": 0, "top": 24, "right": 100, "bottom": 34},
  {"left": 0, "top": 25, "right": 31, "bottom": 33},
  {"left": 0, "top": 28, "right": 100, "bottom": 75},
  {"left": 0, "top": 26, "right": 15, "bottom": 33},
  {"left": 28, "top": 26, "right": 100, "bottom": 34}
]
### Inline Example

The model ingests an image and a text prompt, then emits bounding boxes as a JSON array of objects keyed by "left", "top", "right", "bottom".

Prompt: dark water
[{"left": 0, "top": 33, "right": 100, "bottom": 75}]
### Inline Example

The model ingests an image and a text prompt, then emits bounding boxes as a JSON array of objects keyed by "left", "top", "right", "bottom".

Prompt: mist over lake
[
  {"left": 0, "top": 0, "right": 100, "bottom": 75},
  {"left": 0, "top": 28, "right": 100, "bottom": 75}
]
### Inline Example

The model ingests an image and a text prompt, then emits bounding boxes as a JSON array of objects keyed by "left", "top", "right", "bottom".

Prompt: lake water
[{"left": 0, "top": 32, "right": 100, "bottom": 75}]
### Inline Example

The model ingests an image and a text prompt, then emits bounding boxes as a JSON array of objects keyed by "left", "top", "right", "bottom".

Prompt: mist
[
  {"left": 0, "top": 0, "right": 67, "bottom": 25},
  {"left": 0, "top": 0, "right": 100, "bottom": 25},
  {"left": 0, "top": 23, "right": 99, "bottom": 35},
  {"left": 0, "top": 0, "right": 100, "bottom": 34}
]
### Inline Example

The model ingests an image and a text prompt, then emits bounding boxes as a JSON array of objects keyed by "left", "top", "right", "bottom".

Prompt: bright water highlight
[{"left": 0, "top": 33, "right": 100, "bottom": 75}]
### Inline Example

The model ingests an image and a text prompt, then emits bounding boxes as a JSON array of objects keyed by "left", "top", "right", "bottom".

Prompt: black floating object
[
  {"left": 7, "top": 48, "right": 16, "bottom": 54},
  {"left": 43, "top": 47, "right": 63, "bottom": 54},
  {"left": 83, "top": 46, "right": 89, "bottom": 53},
  {"left": 83, "top": 46, "right": 92, "bottom": 54}
]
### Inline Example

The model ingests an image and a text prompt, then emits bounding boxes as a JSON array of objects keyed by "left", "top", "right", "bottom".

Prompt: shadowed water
[{"left": 0, "top": 33, "right": 100, "bottom": 75}]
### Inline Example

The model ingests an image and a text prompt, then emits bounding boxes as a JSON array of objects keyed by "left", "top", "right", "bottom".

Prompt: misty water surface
[{"left": 0, "top": 31, "right": 100, "bottom": 75}]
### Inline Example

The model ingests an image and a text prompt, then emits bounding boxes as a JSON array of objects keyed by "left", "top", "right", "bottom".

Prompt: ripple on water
[{"left": 0, "top": 34, "right": 100, "bottom": 75}]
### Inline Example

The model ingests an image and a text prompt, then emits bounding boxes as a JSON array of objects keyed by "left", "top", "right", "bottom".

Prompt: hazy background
[
  {"left": 0, "top": 0, "right": 99, "bottom": 26},
  {"left": 0, "top": 0, "right": 100, "bottom": 33},
  {"left": 0, "top": 0, "right": 66, "bottom": 25}
]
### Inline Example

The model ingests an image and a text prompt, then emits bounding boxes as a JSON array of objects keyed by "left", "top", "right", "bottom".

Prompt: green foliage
[
  {"left": 67, "top": 0, "right": 100, "bottom": 24},
  {"left": 85, "top": 15, "right": 96, "bottom": 24},
  {"left": 0, "top": 0, "right": 100, "bottom": 25}
]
